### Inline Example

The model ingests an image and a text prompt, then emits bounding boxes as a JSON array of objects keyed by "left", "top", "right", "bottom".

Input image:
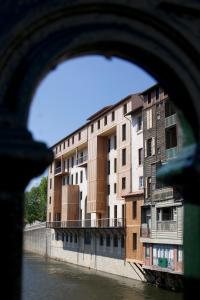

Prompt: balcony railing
[
  {"left": 152, "top": 187, "right": 174, "bottom": 202},
  {"left": 165, "top": 113, "right": 176, "bottom": 128},
  {"left": 140, "top": 223, "right": 151, "bottom": 238},
  {"left": 157, "top": 220, "right": 177, "bottom": 231},
  {"left": 166, "top": 147, "right": 177, "bottom": 160},
  {"left": 54, "top": 166, "right": 61, "bottom": 174},
  {"left": 76, "top": 155, "right": 88, "bottom": 165},
  {"left": 46, "top": 218, "right": 124, "bottom": 229}
]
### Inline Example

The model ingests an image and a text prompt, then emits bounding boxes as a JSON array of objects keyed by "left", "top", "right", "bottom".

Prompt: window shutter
[
  {"left": 149, "top": 109, "right": 152, "bottom": 128},
  {"left": 144, "top": 140, "right": 147, "bottom": 157},
  {"left": 145, "top": 178, "right": 148, "bottom": 198},
  {"left": 152, "top": 137, "right": 155, "bottom": 155},
  {"left": 146, "top": 110, "right": 149, "bottom": 130}
]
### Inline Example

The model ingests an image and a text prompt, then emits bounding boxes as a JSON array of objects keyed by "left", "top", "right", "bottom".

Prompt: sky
[{"left": 27, "top": 55, "right": 156, "bottom": 190}]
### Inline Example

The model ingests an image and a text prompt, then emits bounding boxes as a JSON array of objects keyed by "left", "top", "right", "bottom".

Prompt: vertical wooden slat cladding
[
  {"left": 61, "top": 185, "right": 79, "bottom": 222},
  {"left": 53, "top": 176, "right": 62, "bottom": 220},
  {"left": 87, "top": 136, "right": 107, "bottom": 213}
]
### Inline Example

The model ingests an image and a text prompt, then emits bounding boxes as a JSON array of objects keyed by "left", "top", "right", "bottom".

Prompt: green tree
[{"left": 24, "top": 176, "right": 48, "bottom": 224}]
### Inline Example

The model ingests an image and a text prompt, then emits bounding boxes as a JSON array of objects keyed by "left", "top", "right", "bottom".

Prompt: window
[
  {"left": 78, "top": 132, "right": 81, "bottom": 140},
  {"left": 74, "top": 234, "right": 78, "bottom": 243},
  {"left": 114, "top": 135, "right": 117, "bottom": 149},
  {"left": 107, "top": 138, "right": 111, "bottom": 152},
  {"left": 107, "top": 184, "right": 110, "bottom": 195},
  {"left": 122, "top": 177, "right": 126, "bottom": 190},
  {"left": 70, "top": 233, "right": 73, "bottom": 243},
  {"left": 104, "top": 115, "right": 107, "bottom": 126},
  {"left": 122, "top": 124, "right": 126, "bottom": 141},
  {"left": 177, "top": 245, "right": 183, "bottom": 262},
  {"left": 122, "top": 148, "right": 126, "bottom": 166},
  {"left": 162, "top": 207, "right": 175, "bottom": 221},
  {"left": 62, "top": 233, "right": 64, "bottom": 242},
  {"left": 50, "top": 164, "right": 52, "bottom": 173},
  {"left": 112, "top": 111, "right": 115, "bottom": 121},
  {"left": 66, "top": 233, "right": 68, "bottom": 242},
  {"left": 156, "top": 87, "right": 159, "bottom": 100},
  {"left": 84, "top": 232, "right": 91, "bottom": 244},
  {"left": 107, "top": 160, "right": 110, "bottom": 175},
  {"left": 139, "top": 176, "right": 143, "bottom": 189},
  {"left": 71, "top": 156, "right": 74, "bottom": 167},
  {"left": 100, "top": 235, "right": 104, "bottom": 246},
  {"left": 138, "top": 148, "right": 143, "bottom": 165},
  {"left": 59, "top": 144, "right": 61, "bottom": 151},
  {"left": 147, "top": 138, "right": 152, "bottom": 157},
  {"left": 146, "top": 177, "right": 151, "bottom": 198},
  {"left": 114, "top": 183, "right": 117, "bottom": 194},
  {"left": 165, "top": 101, "right": 176, "bottom": 117},
  {"left": 80, "top": 191, "right": 82, "bottom": 200},
  {"left": 63, "top": 142, "right": 65, "bottom": 149},
  {"left": 156, "top": 163, "right": 165, "bottom": 189},
  {"left": 49, "top": 196, "right": 51, "bottom": 204},
  {"left": 133, "top": 233, "right": 137, "bottom": 250},
  {"left": 114, "top": 235, "right": 118, "bottom": 247},
  {"left": 76, "top": 172, "right": 78, "bottom": 184},
  {"left": 49, "top": 178, "right": 52, "bottom": 189},
  {"left": 123, "top": 103, "right": 127, "bottom": 114},
  {"left": 145, "top": 244, "right": 150, "bottom": 257},
  {"left": 67, "top": 159, "right": 70, "bottom": 170},
  {"left": 66, "top": 175, "right": 69, "bottom": 185},
  {"left": 114, "top": 158, "right": 117, "bottom": 173},
  {"left": 72, "top": 136, "right": 74, "bottom": 144},
  {"left": 49, "top": 212, "right": 51, "bottom": 222},
  {"left": 67, "top": 139, "right": 70, "bottom": 147},
  {"left": 137, "top": 115, "right": 142, "bottom": 131},
  {"left": 80, "top": 170, "right": 83, "bottom": 183},
  {"left": 132, "top": 201, "right": 137, "bottom": 219},
  {"left": 91, "top": 124, "right": 94, "bottom": 133},
  {"left": 146, "top": 108, "right": 152, "bottom": 129},
  {"left": 166, "top": 126, "right": 177, "bottom": 149},
  {"left": 106, "top": 235, "right": 110, "bottom": 247},
  {"left": 148, "top": 92, "right": 151, "bottom": 104},
  {"left": 71, "top": 174, "right": 74, "bottom": 184},
  {"left": 55, "top": 147, "right": 57, "bottom": 154},
  {"left": 97, "top": 119, "right": 101, "bottom": 129},
  {"left": 121, "top": 235, "right": 124, "bottom": 248}
]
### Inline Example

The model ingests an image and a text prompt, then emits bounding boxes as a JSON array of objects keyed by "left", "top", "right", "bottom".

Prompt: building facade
[
  {"left": 140, "top": 84, "right": 183, "bottom": 276},
  {"left": 46, "top": 84, "right": 183, "bottom": 286}
]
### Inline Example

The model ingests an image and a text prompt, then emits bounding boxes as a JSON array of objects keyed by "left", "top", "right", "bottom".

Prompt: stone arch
[{"left": 0, "top": 1, "right": 200, "bottom": 299}]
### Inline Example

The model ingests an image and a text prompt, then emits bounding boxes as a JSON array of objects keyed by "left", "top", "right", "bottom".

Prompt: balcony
[
  {"left": 165, "top": 113, "right": 176, "bottom": 128},
  {"left": 76, "top": 154, "right": 88, "bottom": 167},
  {"left": 55, "top": 166, "right": 62, "bottom": 175},
  {"left": 166, "top": 147, "right": 177, "bottom": 160},
  {"left": 46, "top": 218, "right": 124, "bottom": 229},
  {"left": 157, "top": 220, "right": 177, "bottom": 231},
  {"left": 152, "top": 187, "right": 173, "bottom": 202},
  {"left": 140, "top": 223, "right": 151, "bottom": 238}
]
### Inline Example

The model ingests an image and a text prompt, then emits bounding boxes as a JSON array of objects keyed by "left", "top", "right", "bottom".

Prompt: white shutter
[
  {"left": 145, "top": 177, "right": 148, "bottom": 198},
  {"left": 152, "top": 137, "right": 155, "bottom": 155},
  {"left": 146, "top": 110, "right": 149, "bottom": 129},
  {"left": 149, "top": 108, "right": 152, "bottom": 128}
]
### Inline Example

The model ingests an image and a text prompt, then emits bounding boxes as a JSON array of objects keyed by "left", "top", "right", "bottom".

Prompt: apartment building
[
  {"left": 46, "top": 84, "right": 184, "bottom": 285},
  {"left": 47, "top": 94, "right": 145, "bottom": 280},
  {"left": 140, "top": 84, "right": 183, "bottom": 275}
]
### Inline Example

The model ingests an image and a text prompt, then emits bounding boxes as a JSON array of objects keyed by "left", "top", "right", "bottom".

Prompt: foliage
[{"left": 24, "top": 176, "right": 48, "bottom": 224}]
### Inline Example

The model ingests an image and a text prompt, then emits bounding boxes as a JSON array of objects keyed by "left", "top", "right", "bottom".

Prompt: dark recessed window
[
  {"left": 122, "top": 148, "right": 126, "bottom": 166},
  {"left": 104, "top": 115, "right": 107, "bottom": 126},
  {"left": 107, "top": 138, "right": 111, "bottom": 152},
  {"left": 114, "top": 183, "right": 117, "bottom": 194},
  {"left": 63, "top": 142, "right": 65, "bottom": 149},
  {"left": 122, "top": 124, "right": 126, "bottom": 141},
  {"left": 76, "top": 173, "right": 78, "bottom": 184},
  {"left": 106, "top": 235, "right": 111, "bottom": 247},
  {"left": 156, "top": 87, "right": 159, "bottom": 100},
  {"left": 91, "top": 124, "right": 94, "bottom": 133},
  {"left": 147, "top": 138, "right": 152, "bottom": 157},
  {"left": 71, "top": 156, "right": 74, "bottom": 167},
  {"left": 80, "top": 170, "right": 83, "bottom": 183},
  {"left": 114, "top": 235, "right": 118, "bottom": 247},
  {"left": 112, "top": 111, "right": 115, "bottom": 121},
  {"left": 132, "top": 201, "right": 137, "bottom": 219},
  {"left": 100, "top": 235, "right": 104, "bottom": 246},
  {"left": 148, "top": 93, "right": 151, "bottom": 104},
  {"left": 114, "top": 158, "right": 117, "bottom": 173},
  {"left": 97, "top": 120, "right": 101, "bottom": 129},
  {"left": 137, "top": 115, "right": 142, "bottom": 131},
  {"left": 121, "top": 235, "right": 124, "bottom": 248},
  {"left": 138, "top": 148, "right": 143, "bottom": 165},
  {"left": 107, "top": 160, "right": 110, "bottom": 175},
  {"left": 49, "top": 196, "right": 51, "bottom": 204},
  {"left": 70, "top": 233, "right": 73, "bottom": 243},
  {"left": 133, "top": 233, "right": 137, "bottom": 250},
  {"left": 59, "top": 144, "right": 61, "bottom": 151},
  {"left": 49, "top": 179, "right": 52, "bottom": 189},
  {"left": 67, "top": 139, "right": 70, "bottom": 147},
  {"left": 122, "top": 177, "right": 126, "bottom": 190},
  {"left": 72, "top": 136, "right": 74, "bottom": 144},
  {"left": 107, "top": 184, "right": 110, "bottom": 195},
  {"left": 74, "top": 234, "right": 78, "bottom": 243},
  {"left": 114, "top": 135, "right": 117, "bottom": 149},
  {"left": 78, "top": 132, "right": 81, "bottom": 140},
  {"left": 123, "top": 103, "right": 127, "bottom": 115},
  {"left": 80, "top": 191, "right": 82, "bottom": 200}
]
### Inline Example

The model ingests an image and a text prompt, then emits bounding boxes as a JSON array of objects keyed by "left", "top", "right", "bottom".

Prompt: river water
[{"left": 22, "top": 252, "right": 183, "bottom": 300}]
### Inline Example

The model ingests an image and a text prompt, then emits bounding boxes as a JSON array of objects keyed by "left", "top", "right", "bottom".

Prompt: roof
[
  {"left": 140, "top": 83, "right": 159, "bottom": 95},
  {"left": 125, "top": 94, "right": 143, "bottom": 116}
]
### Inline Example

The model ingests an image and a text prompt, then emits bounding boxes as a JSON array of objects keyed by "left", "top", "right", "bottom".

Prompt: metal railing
[
  {"left": 166, "top": 147, "right": 177, "bottom": 160},
  {"left": 46, "top": 217, "right": 124, "bottom": 229},
  {"left": 140, "top": 223, "right": 151, "bottom": 237},
  {"left": 157, "top": 220, "right": 177, "bottom": 231},
  {"left": 165, "top": 113, "right": 176, "bottom": 128},
  {"left": 76, "top": 154, "right": 88, "bottom": 165},
  {"left": 55, "top": 166, "right": 61, "bottom": 174}
]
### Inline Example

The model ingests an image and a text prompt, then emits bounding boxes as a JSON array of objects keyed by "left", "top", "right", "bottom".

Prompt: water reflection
[{"left": 22, "top": 252, "right": 183, "bottom": 300}]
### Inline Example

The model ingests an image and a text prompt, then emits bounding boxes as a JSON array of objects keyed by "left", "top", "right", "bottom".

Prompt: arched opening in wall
[
  {"left": 1, "top": 3, "right": 200, "bottom": 300},
  {"left": 23, "top": 54, "right": 185, "bottom": 298}
]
